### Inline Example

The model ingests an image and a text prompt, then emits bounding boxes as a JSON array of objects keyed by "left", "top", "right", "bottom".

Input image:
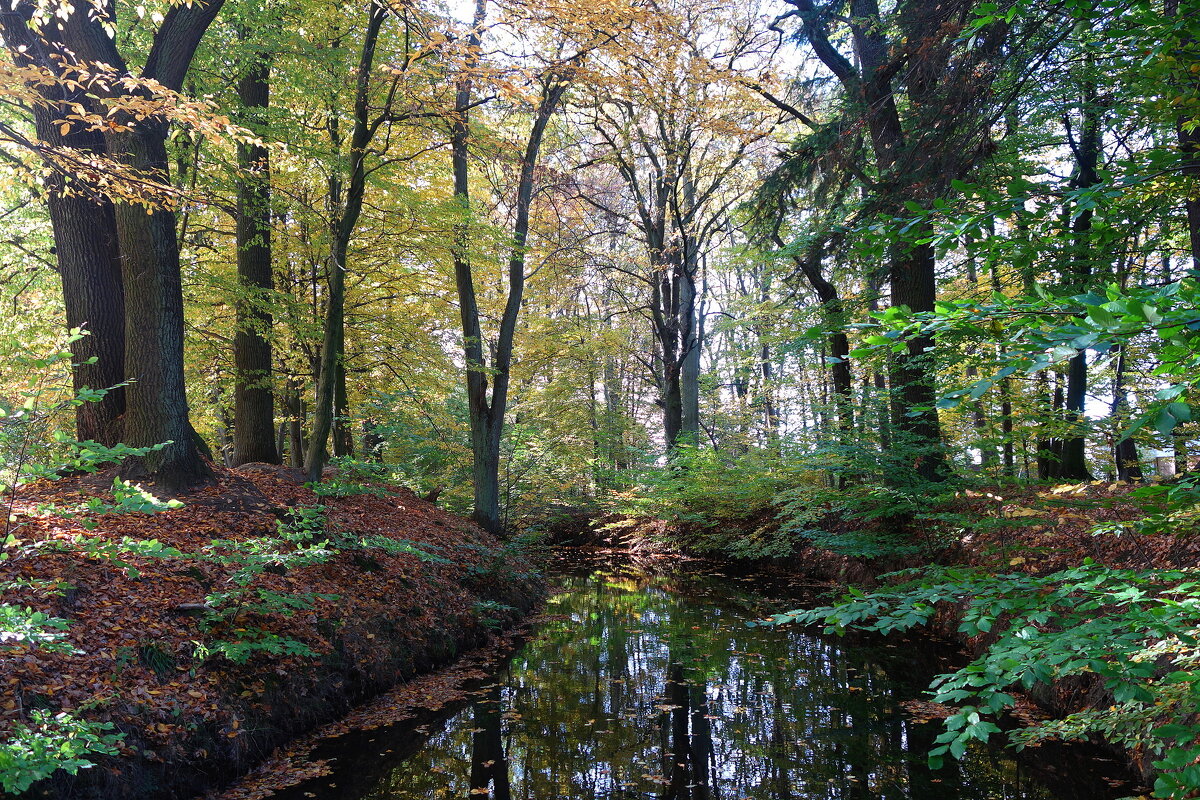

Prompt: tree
[
  {"left": 449, "top": 0, "right": 578, "bottom": 533},
  {"left": 768, "top": 0, "right": 1011, "bottom": 480},
  {"left": 580, "top": 0, "right": 776, "bottom": 451},
  {"left": 0, "top": 11, "right": 126, "bottom": 446},
  {"left": 1, "top": 0, "right": 225, "bottom": 488},
  {"left": 231, "top": 34, "right": 280, "bottom": 466},
  {"left": 304, "top": 0, "right": 389, "bottom": 482}
]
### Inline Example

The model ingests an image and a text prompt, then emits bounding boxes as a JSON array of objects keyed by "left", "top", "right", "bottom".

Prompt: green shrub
[
  {"left": 759, "top": 559, "right": 1200, "bottom": 798},
  {"left": 0, "top": 711, "right": 124, "bottom": 795}
]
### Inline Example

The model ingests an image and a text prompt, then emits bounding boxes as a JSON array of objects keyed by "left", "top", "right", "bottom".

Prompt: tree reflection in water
[{"left": 279, "top": 564, "right": 1136, "bottom": 800}]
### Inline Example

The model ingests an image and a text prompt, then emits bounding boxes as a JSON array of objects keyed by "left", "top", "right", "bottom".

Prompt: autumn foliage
[{"left": 0, "top": 466, "right": 540, "bottom": 799}]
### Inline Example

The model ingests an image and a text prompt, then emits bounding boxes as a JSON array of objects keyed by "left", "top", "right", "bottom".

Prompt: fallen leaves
[{"left": 1, "top": 466, "right": 539, "bottom": 799}]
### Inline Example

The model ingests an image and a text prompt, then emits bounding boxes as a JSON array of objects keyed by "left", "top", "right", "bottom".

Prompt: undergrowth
[{"left": 758, "top": 475, "right": 1200, "bottom": 798}]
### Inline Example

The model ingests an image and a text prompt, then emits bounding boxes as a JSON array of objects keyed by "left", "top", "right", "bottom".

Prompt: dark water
[{"left": 282, "top": 560, "right": 1137, "bottom": 800}]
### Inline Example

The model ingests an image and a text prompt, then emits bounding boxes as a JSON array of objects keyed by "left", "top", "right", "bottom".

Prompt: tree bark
[
  {"left": 1056, "top": 66, "right": 1102, "bottom": 481},
  {"left": 109, "top": 122, "right": 213, "bottom": 489},
  {"left": 232, "top": 51, "right": 279, "bottom": 465},
  {"left": 1111, "top": 345, "right": 1143, "bottom": 481},
  {"left": 0, "top": 10, "right": 126, "bottom": 446},
  {"left": 333, "top": 358, "right": 354, "bottom": 457},
  {"left": 1165, "top": 0, "right": 1200, "bottom": 268},
  {"left": 54, "top": 1, "right": 226, "bottom": 489},
  {"left": 305, "top": 0, "right": 385, "bottom": 481}
]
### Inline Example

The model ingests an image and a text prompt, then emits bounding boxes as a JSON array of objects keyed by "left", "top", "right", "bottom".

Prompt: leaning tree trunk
[
  {"left": 232, "top": 53, "right": 280, "bottom": 465},
  {"left": 305, "top": 0, "right": 385, "bottom": 482},
  {"left": 775, "top": 233, "right": 853, "bottom": 437}
]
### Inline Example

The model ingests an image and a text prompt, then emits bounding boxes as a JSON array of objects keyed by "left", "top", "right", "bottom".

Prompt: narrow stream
[{"left": 280, "top": 559, "right": 1137, "bottom": 799}]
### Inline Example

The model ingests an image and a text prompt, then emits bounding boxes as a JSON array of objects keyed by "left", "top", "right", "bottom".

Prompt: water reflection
[{"left": 283, "top": 564, "right": 1133, "bottom": 800}]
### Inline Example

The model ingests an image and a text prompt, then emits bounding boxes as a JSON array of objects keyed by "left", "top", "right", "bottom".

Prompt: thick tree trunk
[
  {"left": 450, "top": 0, "right": 498, "bottom": 532},
  {"left": 678, "top": 241, "right": 702, "bottom": 446},
  {"left": 888, "top": 238, "right": 946, "bottom": 480},
  {"left": 1059, "top": 350, "right": 1093, "bottom": 479},
  {"left": 0, "top": 12, "right": 127, "bottom": 446},
  {"left": 110, "top": 122, "right": 212, "bottom": 490},
  {"left": 232, "top": 55, "right": 279, "bottom": 465},
  {"left": 41, "top": 0, "right": 227, "bottom": 489},
  {"left": 661, "top": 362, "right": 684, "bottom": 450},
  {"left": 305, "top": 253, "right": 345, "bottom": 481},
  {"left": 47, "top": 190, "right": 127, "bottom": 447}
]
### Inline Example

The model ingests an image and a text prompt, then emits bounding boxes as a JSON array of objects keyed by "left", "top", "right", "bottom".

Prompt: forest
[{"left": 2, "top": 0, "right": 1200, "bottom": 796}]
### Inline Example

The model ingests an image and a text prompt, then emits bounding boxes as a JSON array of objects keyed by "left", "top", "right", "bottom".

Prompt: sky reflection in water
[{"left": 288, "top": 563, "right": 1132, "bottom": 800}]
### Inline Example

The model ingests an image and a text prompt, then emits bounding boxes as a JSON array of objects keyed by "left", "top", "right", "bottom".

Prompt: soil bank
[{"left": 0, "top": 465, "right": 543, "bottom": 800}]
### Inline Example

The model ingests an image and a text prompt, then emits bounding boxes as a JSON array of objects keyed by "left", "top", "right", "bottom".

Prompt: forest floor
[{"left": 0, "top": 465, "right": 542, "bottom": 800}]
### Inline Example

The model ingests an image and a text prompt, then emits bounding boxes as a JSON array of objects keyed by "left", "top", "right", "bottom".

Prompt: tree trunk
[
  {"left": 887, "top": 238, "right": 946, "bottom": 481},
  {"left": 109, "top": 122, "right": 213, "bottom": 490},
  {"left": 305, "top": 1, "right": 385, "bottom": 481},
  {"left": 1057, "top": 67, "right": 1102, "bottom": 481},
  {"left": 333, "top": 358, "right": 354, "bottom": 457},
  {"left": 661, "top": 361, "right": 683, "bottom": 450},
  {"left": 287, "top": 379, "right": 305, "bottom": 468},
  {"left": 679, "top": 268, "right": 702, "bottom": 445},
  {"left": 450, "top": 7, "right": 571, "bottom": 533},
  {"left": 47, "top": 0, "right": 227, "bottom": 489},
  {"left": 1166, "top": 0, "right": 1200, "bottom": 268},
  {"left": 1112, "top": 345, "right": 1143, "bottom": 481},
  {"left": 0, "top": 11, "right": 127, "bottom": 446},
  {"left": 232, "top": 53, "right": 279, "bottom": 465},
  {"left": 48, "top": 191, "right": 127, "bottom": 447},
  {"left": 775, "top": 234, "right": 853, "bottom": 437}
]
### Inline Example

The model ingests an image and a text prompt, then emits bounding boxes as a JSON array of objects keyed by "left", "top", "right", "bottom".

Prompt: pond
[{"left": 278, "top": 558, "right": 1137, "bottom": 800}]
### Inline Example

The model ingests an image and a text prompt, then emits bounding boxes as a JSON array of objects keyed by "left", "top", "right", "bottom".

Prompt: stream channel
[{"left": 278, "top": 556, "right": 1139, "bottom": 800}]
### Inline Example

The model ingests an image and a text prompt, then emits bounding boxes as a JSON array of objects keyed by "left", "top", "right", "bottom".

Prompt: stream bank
[
  {"left": 0, "top": 466, "right": 543, "bottom": 800},
  {"left": 541, "top": 480, "right": 1188, "bottom": 788},
  {"left": 246, "top": 554, "right": 1141, "bottom": 800}
]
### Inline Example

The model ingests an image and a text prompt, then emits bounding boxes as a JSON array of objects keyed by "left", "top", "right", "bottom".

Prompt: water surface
[{"left": 283, "top": 559, "right": 1136, "bottom": 799}]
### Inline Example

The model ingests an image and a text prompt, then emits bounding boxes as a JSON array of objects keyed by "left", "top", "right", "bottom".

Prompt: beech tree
[
  {"left": 449, "top": 0, "right": 583, "bottom": 533},
  {"left": 580, "top": 0, "right": 776, "bottom": 450}
]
